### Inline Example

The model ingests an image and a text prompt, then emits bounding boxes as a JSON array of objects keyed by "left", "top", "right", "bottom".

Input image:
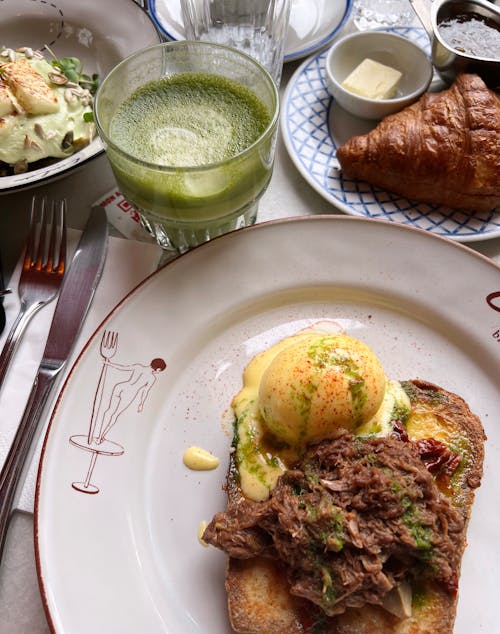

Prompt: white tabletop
[{"left": 0, "top": 18, "right": 499, "bottom": 634}]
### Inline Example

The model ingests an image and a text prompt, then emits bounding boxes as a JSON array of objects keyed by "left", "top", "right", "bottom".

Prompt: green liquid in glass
[
  {"left": 107, "top": 73, "right": 273, "bottom": 225},
  {"left": 110, "top": 73, "right": 270, "bottom": 166}
]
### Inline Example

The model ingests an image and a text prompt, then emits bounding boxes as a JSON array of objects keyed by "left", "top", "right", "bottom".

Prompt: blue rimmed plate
[
  {"left": 149, "top": 0, "right": 353, "bottom": 62},
  {"left": 281, "top": 26, "right": 500, "bottom": 242}
]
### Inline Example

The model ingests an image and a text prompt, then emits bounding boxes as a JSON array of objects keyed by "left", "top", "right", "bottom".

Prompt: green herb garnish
[{"left": 46, "top": 47, "right": 99, "bottom": 94}]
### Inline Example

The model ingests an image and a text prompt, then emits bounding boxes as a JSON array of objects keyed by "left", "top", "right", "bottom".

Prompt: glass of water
[
  {"left": 353, "top": 0, "right": 415, "bottom": 30},
  {"left": 180, "top": 0, "right": 291, "bottom": 85}
]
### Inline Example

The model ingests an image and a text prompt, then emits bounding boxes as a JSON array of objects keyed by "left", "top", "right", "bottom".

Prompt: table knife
[{"left": 0, "top": 206, "right": 108, "bottom": 560}]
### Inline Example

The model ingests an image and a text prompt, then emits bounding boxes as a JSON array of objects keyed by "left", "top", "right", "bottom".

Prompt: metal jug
[{"left": 409, "top": 0, "right": 500, "bottom": 88}]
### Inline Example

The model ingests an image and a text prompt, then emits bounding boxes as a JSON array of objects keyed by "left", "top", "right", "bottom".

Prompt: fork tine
[
  {"left": 57, "top": 200, "right": 67, "bottom": 275},
  {"left": 34, "top": 197, "right": 48, "bottom": 272},
  {"left": 23, "top": 197, "right": 39, "bottom": 272},
  {"left": 100, "top": 330, "right": 118, "bottom": 351},
  {"left": 45, "top": 200, "right": 56, "bottom": 274},
  {"left": 47, "top": 199, "right": 66, "bottom": 275},
  {"left": 101, "top": 330, "right": 111, "bottom": 349}
]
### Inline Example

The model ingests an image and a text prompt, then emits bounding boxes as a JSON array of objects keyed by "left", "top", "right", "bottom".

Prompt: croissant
[{"left": 336, "top": 73, "right": 500, "bottom": 213}]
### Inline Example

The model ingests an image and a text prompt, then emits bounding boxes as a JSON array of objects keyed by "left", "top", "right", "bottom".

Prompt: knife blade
[
  {"left": 0, "top": 206, "right": 108, "bottom": 560},
  {"left": 42, "top": 207, "right": 108, "bottom": 368}
]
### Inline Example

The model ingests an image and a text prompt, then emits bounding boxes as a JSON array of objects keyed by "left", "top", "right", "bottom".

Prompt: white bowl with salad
[{"left": 0, "top": 0, "right": 161, "bottom": 192}]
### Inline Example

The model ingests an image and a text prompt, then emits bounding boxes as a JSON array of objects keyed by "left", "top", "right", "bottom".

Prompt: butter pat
[{"left": 342, "top": 58, "right": 402, "bottom": 100}]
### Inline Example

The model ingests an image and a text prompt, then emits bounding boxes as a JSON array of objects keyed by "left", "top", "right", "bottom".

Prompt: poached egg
[{"left": 232, "top": 322, "right": 411, "bottom": 501}]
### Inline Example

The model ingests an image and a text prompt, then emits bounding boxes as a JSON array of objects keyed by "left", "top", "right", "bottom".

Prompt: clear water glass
[
  {"left": 180, "top": 0, "right": 291, "bottom": 85},
  {"left": 353, "top": 0, "right": 415, "bottom": 30}
]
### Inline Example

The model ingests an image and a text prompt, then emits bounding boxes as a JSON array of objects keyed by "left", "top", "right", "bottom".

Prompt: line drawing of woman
[
  {"left": 70, "top": 330, "right": 167, "bottom": 494},
  {"left": 95, "top": 357, "right": 167, "bottom": 444}
]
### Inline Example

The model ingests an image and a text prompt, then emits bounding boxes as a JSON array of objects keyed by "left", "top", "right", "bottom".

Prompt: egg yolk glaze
[
  {"left": 259, "top": 333, "right": 386, "bottom": 445},
  {"left": 232, "top": 329, "right": 411, "bottom": 501}
]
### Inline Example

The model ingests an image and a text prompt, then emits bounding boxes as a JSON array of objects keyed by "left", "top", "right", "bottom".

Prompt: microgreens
[{"left": 45, "top": 46, "right": 99, "bottom": 94}]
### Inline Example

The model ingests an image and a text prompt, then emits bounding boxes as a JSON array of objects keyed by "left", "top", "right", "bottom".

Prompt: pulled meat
[{"left": 203, "top": 433, "right": 464, "bottom": 616}]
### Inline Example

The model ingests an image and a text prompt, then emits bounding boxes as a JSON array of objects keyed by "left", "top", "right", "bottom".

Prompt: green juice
[{"left": 106, "top": 73, "right": 274, "bottom": 226}]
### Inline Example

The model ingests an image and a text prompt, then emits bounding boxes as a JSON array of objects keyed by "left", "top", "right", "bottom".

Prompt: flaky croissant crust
[{"left": 336, "top": 74, "right": 500, "bottom": 212}]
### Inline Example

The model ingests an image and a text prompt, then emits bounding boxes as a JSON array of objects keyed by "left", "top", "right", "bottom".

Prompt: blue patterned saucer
[{"left": 281, "top": 27, "right": 500, "bottom": 243}]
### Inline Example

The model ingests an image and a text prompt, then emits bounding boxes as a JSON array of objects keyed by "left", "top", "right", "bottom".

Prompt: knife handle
[
  {"left": 0, "top": 299, "right": 46, "bottom": 390},
  {"left": 0, "top": 365, "right": 57, "bottom": 561}
]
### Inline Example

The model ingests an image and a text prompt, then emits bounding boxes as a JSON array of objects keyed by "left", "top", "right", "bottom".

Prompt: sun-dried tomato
[
  {"left": 391, "top": 422, "right": 461, "bottom": 478},
  {"left": 416, "top": 438, "right": 461, "bottom": 476},
  {"left": 391, "top": 419, "right": 409, "bottom": 442}
]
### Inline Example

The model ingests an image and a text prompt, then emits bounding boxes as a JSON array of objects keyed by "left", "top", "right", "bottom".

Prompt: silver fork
[{"left": 0, "top": 196, "right": 66, "bottom": 391}]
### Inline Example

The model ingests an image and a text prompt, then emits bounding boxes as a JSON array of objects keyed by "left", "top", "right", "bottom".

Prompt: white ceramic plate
[
  {"left": 281, "top": 26, "right": 500, "bottom": 242},
  {"left": 149, "top": 0, "right": 353, "bottom": 61},
  {"left": 0, "top": 0, "right": 160, "bottom": 193},
  {"left": 36, "top": 216, "right": 500, "bottom": 633}
]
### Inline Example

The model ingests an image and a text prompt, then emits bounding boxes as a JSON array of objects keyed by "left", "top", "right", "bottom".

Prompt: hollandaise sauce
[
  {"left": 232, "top": 333, "right": 306, "bottom": 502},
  {"left": 183, "top": 446, "right": 220, "bottom": 470},
  {"left": 231, "top": 327, "right": 412, "bottom": 502}
]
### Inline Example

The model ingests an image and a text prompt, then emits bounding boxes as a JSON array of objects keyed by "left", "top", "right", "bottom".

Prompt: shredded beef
[{"left": 203, "top": 433, "right": 465, "bottom": 616}]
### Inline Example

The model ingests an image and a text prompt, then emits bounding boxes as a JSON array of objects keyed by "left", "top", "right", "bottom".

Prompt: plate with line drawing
[
  {"left": 35, "top": 216, "right": 500, "bottom": 633},
  {"left": 281, "top": 26, "right": 500, "bottom": 242}
]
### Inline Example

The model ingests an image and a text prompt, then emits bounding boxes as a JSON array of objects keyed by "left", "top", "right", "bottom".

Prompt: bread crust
[{"left": 222, "top": 380, "right": 485, "bottom": 634}]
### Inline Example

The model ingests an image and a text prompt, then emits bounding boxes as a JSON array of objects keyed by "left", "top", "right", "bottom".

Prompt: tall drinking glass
[
  {"left": 94, "top": 41, "right": 279, "bottom": 254},
  {"left": 353, "top": 0, "right": 414, "bottom": 30},
  {"left": 180, "top": 0, "right": 291, "bottom": 85}
]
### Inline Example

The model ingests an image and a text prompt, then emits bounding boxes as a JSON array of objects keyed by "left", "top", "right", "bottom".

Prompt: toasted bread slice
[
  {"left": 220, "top": 380, "right": 485, "bottom": 634},
  {"left": 227, "top": 562, "right": 458, "bottom": 633}
]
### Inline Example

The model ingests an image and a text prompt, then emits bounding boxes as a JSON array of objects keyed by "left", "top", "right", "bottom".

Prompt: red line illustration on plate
[{"left": 69, "top": 329, "right": 166, "bottom": 494}]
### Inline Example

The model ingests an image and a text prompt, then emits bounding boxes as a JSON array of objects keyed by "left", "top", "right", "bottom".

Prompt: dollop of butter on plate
[{"left": 342, "top": 58, "right": 402, "bottom": 100}]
